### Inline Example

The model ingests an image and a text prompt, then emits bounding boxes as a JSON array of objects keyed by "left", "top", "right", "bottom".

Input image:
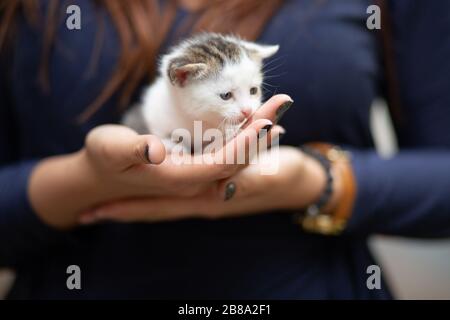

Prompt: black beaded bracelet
[{"left": 299, "top": 145, "right": 334, "bottom": 217}]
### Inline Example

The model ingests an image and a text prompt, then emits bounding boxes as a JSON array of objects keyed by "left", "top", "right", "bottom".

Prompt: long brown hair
[{"left": 0, "top": 0, "right": 284, "bottom": 121}]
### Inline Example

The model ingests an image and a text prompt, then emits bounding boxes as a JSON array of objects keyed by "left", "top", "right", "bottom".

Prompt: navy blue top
[{"left": 1, "top": 0, "right": 450, "bottom": 299}]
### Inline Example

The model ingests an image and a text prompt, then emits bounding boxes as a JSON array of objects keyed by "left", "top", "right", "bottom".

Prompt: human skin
[
  {"left": 28, "top": 95, "right": 299, "bottom": 229},
  {"left": 79, "top": 145, "right": 340, "bottom": 224},
  {"left": 78, "top": 94, "right": 343, "bottom": 225}
]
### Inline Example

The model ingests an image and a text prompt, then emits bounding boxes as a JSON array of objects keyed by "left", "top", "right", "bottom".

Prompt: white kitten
[{"left": 122, "top": 33, "right": 279, "bottom": 152}]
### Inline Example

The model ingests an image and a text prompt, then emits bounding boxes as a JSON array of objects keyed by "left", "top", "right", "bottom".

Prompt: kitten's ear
[
  {"left": 168, "top": 60, "right": 208, "bottom": 87},
  {"left": 242, "top": 42, "right": 280, "bottom": 61}
]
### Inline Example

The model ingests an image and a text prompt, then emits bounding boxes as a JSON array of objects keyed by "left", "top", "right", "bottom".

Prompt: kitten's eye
[
  {"left": 220, "top": 92, "right": 233, "bottom": 100},
  {"left": 250, "top": 87, "right": 258, "bottom": 95}
]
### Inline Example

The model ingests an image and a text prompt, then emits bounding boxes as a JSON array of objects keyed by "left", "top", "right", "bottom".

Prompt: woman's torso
[{"left": 7, "top": 0, "right": 388, "bottom": 299}]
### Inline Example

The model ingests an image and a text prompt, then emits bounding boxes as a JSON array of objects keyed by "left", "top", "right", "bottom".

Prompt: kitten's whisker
[
  {"left": 263, "top": 69, "right": 286, "bottom": 78},
  {"left": 262, "top": 80, "right": 280, "bottom": 92},
  {"left": 214, "top": 117, "right": 228, "bottom": 134},
  {"left": 262, "top": 81, "right": 278, "bottom": 88},
  {"left": 263, "top": 63, "right": 285, "bottom": 75},
  {"left": 263, "top": 55, "right": 286, "bottom": 69},
  {"left": 263, "top": 58, "right": 285, "bottom": 73},
  {"left": 264, "top": 72, "right": 288, "bottom": 79},
  {"left": 218, "top": 118, "right": 228, "bottom": 132}
]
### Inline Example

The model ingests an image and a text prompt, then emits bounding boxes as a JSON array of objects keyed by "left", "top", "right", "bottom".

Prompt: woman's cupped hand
[
  {"left": 76, "top": 94, "right": 329, "bottom": 225},
  {"left": 29, "top": 94, "right": 292, "bottom": 229}
]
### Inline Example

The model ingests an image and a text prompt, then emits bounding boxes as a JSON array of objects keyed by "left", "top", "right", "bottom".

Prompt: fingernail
[
  {"left": 275, "top": 100, "right": 293, "bottom": 124},
  {"left": 224, "top": 182, "right": 236, "bottom": 201},
  {"left": 145, "top": 145, "right": 152, "bottom": 164},
  {"left": 258, "top": 124, "right": 273, "bottom": 139}
]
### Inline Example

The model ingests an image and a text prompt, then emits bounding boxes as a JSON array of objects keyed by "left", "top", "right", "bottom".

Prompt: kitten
[{"left": 122, "top": 33, "right": 279, "bottom": 152}]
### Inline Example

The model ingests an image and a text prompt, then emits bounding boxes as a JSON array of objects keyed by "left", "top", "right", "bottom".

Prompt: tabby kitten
[{"left": 122, "top": 33, "right": 279, "bottom": 151}]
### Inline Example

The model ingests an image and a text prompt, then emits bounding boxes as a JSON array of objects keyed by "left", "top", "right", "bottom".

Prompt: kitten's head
[{"left": 161, "top": 33, "right": 279, "bottom": 129}]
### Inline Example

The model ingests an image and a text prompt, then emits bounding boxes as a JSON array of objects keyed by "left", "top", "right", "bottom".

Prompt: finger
[
  {"left": 216, "top": 127, "right": 286, "bottom": 202},
  {"left": 258, "top": 124, "right": 285, "bottom": 151},
  {"left": 132, "top": 134, "right": 166, "bottom": 165},
  {"left": 217, "top": 165, "right": 267, "bottom": 202},
  {"left": 249, "top": 94, "right": 293, "bottom": 126},
  {"left": 158, "top": 119, "right": 273, "bottom": 183},
  {"left": 212, "top": 118, "right": 274, "bottom": 178},
  {"left": 224, "top": 123, "right": 286, "bottom": 168},
  {"left": 86, "top": 125, "right": 166, "bottom": 168},
  {"left": 270, "top": 125, "right": 286, "bottom": 136}
]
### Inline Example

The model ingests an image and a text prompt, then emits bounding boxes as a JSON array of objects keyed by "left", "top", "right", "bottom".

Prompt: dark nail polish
[
  {"left": 258, "top": 124, "right": 273, "bottom": 139},
  {"left": 224, "top": 182, "right": 236, "bottom": 201},
  {"left": 144, "top": 145, "right": 152, "bottom": 164},
  {"left": 275, "top": 100, "right": 293, "bottom": 124}
]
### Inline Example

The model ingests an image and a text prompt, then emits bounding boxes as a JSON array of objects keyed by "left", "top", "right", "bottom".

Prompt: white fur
[{"left": 122, "top": 34, "right": 279, "bottom": 151}]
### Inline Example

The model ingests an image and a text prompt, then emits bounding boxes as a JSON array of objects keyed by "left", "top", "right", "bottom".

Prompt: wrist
[
  {"left": 294, "top": 144, "right": 356, "bottom": 235},
  {"left": 276, "top": 147, "right": 326, "bottom": 210},
  {"left": 300, "top": 152, "right": 328, "bottom": 207},
  {"left": 324, "top": 158, "right": 344, "bottom": 212}
]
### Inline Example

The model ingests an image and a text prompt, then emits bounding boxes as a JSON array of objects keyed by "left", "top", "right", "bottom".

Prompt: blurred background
[
  {"left": 1, "top": 99, "right": 449, "bottom": 300},
  {"left": 367, "top": 100, "right": 450, "bottom": 299}
]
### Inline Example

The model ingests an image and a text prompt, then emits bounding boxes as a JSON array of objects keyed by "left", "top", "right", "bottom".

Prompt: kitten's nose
[{"left": 241, "top": 108, "right": 252, "bottom": 118}]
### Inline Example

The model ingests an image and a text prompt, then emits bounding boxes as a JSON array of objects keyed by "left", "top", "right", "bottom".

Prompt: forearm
[
  {"left": 291, "top": 146, "right": 450, "bottom": 237},
  {"left": 29, "top": 150, "right": 113, "bottom": 229},
  {"left": 292, "top": 151, "right": 329, "bottom": 208},
  {"left": 347, "top": 149, "right": 450, "bottom": 237},
  {"left": 0, "top": 160, "right": 72, "bottom": 267}
]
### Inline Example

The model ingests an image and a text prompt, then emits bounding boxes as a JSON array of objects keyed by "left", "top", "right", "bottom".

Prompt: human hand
[
  {"left": 29, "top": 95, "right": 292, "bottom": 228},
  {"left": 78, "top": 146, "right": 330, "bottom": 223}
]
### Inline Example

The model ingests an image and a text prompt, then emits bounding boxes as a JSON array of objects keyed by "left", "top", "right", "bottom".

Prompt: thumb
[
  {"left": 86, "top": 125, "right": 166, "bottom": 168},
  {"left": 126, "top": 134, "right": 167, "bottom": 166}
]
